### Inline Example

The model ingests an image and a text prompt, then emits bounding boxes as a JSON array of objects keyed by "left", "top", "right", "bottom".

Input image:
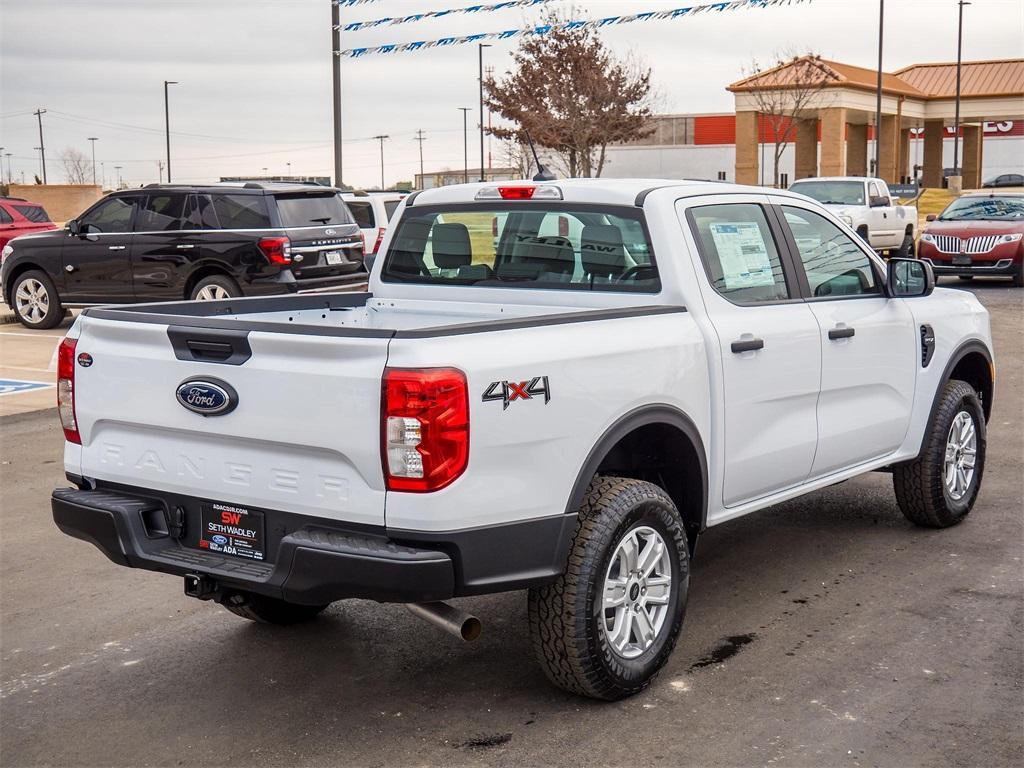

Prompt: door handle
[
  {"left": 828, "top": 326, "right": 856, "bottom": 340},
  {"left": 65, "top": 264, "right": 75, "bottom": 273},
  {"left": 107, "top": 245, "right": 126, "bottom": 251},
  {"left": 176, "top": 244, "right": 195, "bottom": 250},
  {"left": 731, "top": 338, "right": 765, "bottom": 354}
]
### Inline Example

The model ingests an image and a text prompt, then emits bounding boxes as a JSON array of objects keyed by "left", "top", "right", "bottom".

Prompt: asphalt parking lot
[{"left": 1, "top": 281, "right": 1021, "bottom": 767}]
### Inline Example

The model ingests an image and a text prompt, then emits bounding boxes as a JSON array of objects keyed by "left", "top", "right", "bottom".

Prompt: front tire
[
  {"left": 528, "top": 477, "right": 689, "bottom": 700},
  {"left": 893, "top": 379, "right": 986, "bottom": 528},
  {"left": 11, "top": 270, "right": 64, "bottom": 329},
  {"left": 220, "top": 592, "right": 328, "bottom": 625},
  {"left": 1011, "top": 266, "right": 1023, "bottom": 288},
  {"left": 190, "top": 274, "right": 240, "bottom": 301}
]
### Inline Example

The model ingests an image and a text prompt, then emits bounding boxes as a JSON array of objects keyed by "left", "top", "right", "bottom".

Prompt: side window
[
  {"left": 80, "top": 196, "right": 137, "bottom": 234},
  {"left": 138, "top": 194, "right": 187, "bottom": 231},
  {"left": 688, "top": 203, "right": 791, "bottom": 303},
  {"left": 877, "top": 181, "right": 892, "bottom": 201},
  {"left": 347, "top": 201, "right": 375, "bottom": 229},
  {"left": 0, "top": 207, "right": 12, "bottom": 224},
  {"left": 193, "top": 195, "right": 219, "bottom": 229},
  {"left": 782, "top": 206, "right": 880, "bottom": 298},
  {"left": 867, "top": 182, "right": 880, "bottom": 199},
  {"left": 207, "top": 194, "right": 270, "bottom": 229}
]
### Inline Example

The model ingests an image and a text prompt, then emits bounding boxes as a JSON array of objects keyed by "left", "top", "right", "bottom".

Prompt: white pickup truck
[
  {"left": 52, "top": 179, "right": 994, "bottom": 700},
  {"left": 789, "top": 176, "right": 918, "bottom": 257}
]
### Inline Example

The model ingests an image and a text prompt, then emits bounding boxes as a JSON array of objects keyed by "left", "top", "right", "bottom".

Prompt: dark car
[
  {"left": 982, "top": 173, "right": 1024, "bottom": 189},
  {"left": 0, "top": 183, "right": 365, "bottom": 329},
  {"left": 0, "top": 197, "right": 59, "bottom": 249}
]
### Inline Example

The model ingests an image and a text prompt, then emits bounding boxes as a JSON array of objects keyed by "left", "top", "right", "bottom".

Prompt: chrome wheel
[
  {"left": 944, "top": 410, "right": 977, "bottom": 501},
  {"left": 601, "top": 525, "right": 673, "bottom": 659},
  {"left": 15, "top": 278, "right": 49, "bottom": 324},
  {"left": 195, "top": 283, "right": 231, "bottom": 301}
]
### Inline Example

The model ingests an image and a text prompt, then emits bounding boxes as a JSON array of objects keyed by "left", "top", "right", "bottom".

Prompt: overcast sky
[{"left": 1, "top": 0, "right": 1022, "bottom": 189}]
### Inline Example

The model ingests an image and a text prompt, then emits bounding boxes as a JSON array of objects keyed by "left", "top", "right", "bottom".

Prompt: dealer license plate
[
  {"left": 199, "top": 502, "right": 265, "bottom": 561},
  {"left": 325, "top": 251, "right": 344, "bottom": 265},
  {"left": 952, "top": 254, "right": 972, "bottom": 266}
]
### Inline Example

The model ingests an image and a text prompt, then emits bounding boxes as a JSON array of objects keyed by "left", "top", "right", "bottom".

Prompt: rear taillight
[
  {"left": 57, "top": 337, "right": 80, "bottom": 444},
  {"left": 382, "top": 368, "right": 468, "bottom": 492},
  {"left": 366, "top": 227, "right": 386, "bottom": 255},
  {"left": 258, "top": 236, "right": 291, "bottom": 265}
]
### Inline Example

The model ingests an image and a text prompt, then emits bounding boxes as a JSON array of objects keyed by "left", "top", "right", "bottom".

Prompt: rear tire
[
  {"left": 896, "top": 233, "right": 916, "bottom": 258},
  {"left": 893, "top": 379, "right": 986, "bottom": 528},
  {"left": 190, "top": 274, "right": 240, "bottom": 301},
  {"left": 220, "top": 592, "right": 328, "bottom": 625},
  {"left": 528, "top": 476, "right": 689, "bottom": 700},
  {"left": 11, "top": 270, "right": 63, "bottom": 330}
]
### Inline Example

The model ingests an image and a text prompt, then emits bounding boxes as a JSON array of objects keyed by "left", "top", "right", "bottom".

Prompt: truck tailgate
[{"left": 69, "top": 316, "right": 389, "bottom": 527}]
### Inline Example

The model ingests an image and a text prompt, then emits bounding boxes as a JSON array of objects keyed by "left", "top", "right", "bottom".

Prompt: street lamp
[
  {"left": 874, "top": 0, "right": 884, "bottom": 177},
  {"left": 372, "top": 135, "right": 389, "bottom": 190},
  {"left": 114, "top": 165, "right": 123, "bottom": 189},
  {"left": 952, "top": 0, "right": 970, "bottom": 178},
  {"left": 287, "top": 162, "right": 292, "bottom": 178},
  {"left": 478, "top": 43, "right": 492, "bottom": 182},
  {"left": 87, "top": 137, "right": 98, "bottom": 186},
  {"left": 458, "top": 107, "right": 471, "bottom": 184},
  {"left": 164, "top": 80, "right": 178, "bottom": 182}
]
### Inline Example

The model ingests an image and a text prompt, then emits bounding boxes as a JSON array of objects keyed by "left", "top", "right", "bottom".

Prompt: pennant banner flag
[
  {"left": 336, "top": 0, "right": 383, "bottom": 7},
  {"left": 339, "top": 0, "right": 554, "bottom": 32},
  {"left": 338, "top": 0, "right": 811, "bottom": 58}
]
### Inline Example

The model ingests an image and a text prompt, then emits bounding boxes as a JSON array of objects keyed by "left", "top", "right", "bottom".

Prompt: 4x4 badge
[{"left": 483, "top": 376, "right": 550, "bottom": 411}]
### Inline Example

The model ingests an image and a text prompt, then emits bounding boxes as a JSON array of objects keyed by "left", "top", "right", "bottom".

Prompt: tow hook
[{"left": 183, "top": 573, "right": 218, "bottom": 600}]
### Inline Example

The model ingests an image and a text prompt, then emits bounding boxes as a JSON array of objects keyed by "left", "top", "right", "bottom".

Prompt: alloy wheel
[
  {"left": 601, "top": 525, "right": 673, "bottom": 659},
  {"left": 14, "top": 278, "right": 49, "bottom": 324},
  {"left": 943, "top": 410, "right": 977, "bottom": 501}
]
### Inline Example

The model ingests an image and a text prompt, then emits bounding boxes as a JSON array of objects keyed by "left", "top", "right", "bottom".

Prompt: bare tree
[
  {"left": 738, "top": 53, "right": 835, "bottom": 187},
  {"left": 60, "top": 147, "right": 92, "bottom": 185},
  {"left": 485, "top": 10, "right": 654, "bottom": 178}
]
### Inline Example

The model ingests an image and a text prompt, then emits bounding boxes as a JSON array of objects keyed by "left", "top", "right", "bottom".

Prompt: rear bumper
[
  {"left": 247, "top": 269, "right": 369, "bottom": 296},
  {"left": 52, "top": 484, "right": 575, "bottom": 605}
]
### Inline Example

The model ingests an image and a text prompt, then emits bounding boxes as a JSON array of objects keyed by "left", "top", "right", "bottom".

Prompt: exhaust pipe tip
[{"left": 406, "top": 601, "right": 482, "bottom": 642}]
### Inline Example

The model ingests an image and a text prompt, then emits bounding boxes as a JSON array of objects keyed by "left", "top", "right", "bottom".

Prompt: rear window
[
  {"left": 13, "top": 204, "right": 50, "bottom": 223},
  {"left": 789, "top": 180, "right": 865, "bottom": 206},
  {"left": 380, "top": 203, "right": 660, "bottom": 292},
  {"left": 346, "top": 201, "right": 374, "bottom": 229},
  {"left": 275, "top": 193, "right": 354, "bottom": 227},
  {"left": 383, "top": 200, "right": 402, "bottom": 220}
]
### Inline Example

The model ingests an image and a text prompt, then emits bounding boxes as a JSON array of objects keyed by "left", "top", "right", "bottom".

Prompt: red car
[
  {"left": 0, "top": 197, "right": 58, "bottom": 249},
  {"left": 919, "top": 191, "right": 1024, "bottom": 287}
]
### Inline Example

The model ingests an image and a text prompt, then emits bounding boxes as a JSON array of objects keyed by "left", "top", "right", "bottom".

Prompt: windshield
[
  {"left": 380, "top": 203, "right": 660, "bottom": 293},
  {"left": 275, "top": 193, "right": 355, "bottom": 227},
  {"left": 789, "top": 180, "right": 865, "bottom": 206},
  {"left": 940, "top": 196, "right": 1024, "bottom": 221}
]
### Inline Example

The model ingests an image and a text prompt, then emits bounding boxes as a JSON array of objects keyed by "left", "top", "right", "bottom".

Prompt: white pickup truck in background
[
  {"left": 51, "top": 178, "right": 993, "bottom": 700},
  {"left": 789, "top": 176, "right": 918, "bottom": 257}
]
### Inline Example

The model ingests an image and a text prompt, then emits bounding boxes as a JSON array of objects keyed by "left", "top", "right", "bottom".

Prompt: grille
[{"left": 930, "top": 234, "right": 1001, "bottom": 254}]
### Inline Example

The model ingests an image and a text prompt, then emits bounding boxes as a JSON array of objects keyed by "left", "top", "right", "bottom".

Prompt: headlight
[
  {"left": 839, "top": 214, "right": 854, "bottom": 226},
  {"left": 0, "top": 244, "right": 12, "bottom": 263},
  {"left": 920, "top": 233, "right": 935, "bottom": 244},
  {"left": 999, "top": 233, "right": 1022, "bottom": 243}
]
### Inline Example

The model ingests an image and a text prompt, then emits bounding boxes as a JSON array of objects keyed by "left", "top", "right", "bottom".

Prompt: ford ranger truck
[{"left": 51, "top": 179, "right": 994, "bottom": 700}]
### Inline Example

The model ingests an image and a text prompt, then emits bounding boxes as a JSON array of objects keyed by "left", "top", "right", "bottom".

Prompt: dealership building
[{"left": 604, "top": 57, "right": 1023, "bottom": 188}]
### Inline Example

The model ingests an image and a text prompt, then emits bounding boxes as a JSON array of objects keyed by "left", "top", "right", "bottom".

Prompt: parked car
[
  {"left": 341, "top": 191, "right": 407, "bottom": 258},
  {"left": 789, "top": 176, "right": 917, "bottom": 256},
  {"left": 0, "top": 183, "right": 366, "bottom": 329},
  {"left": 981, "top": 173, "right": 1024, "bottom": 189},
  {"left": 919, "top": 191, "right": 1024, "bottom": 286},
  {"left": 0, "top": 196, "right": 58, "bottom": 249},
  {"left": 51, "top": 179, "right": 993, "bottom": 700}
]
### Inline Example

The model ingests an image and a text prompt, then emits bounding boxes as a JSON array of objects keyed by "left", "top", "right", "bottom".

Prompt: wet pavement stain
[
  {"left": 689, "top": 633, "right": 757, "bottom": 670},
  {"left": 458, "top": 733, "right": 513, "bottom": 750}
]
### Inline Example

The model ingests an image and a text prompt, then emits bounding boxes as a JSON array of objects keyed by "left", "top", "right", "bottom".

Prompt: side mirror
[
  {"left": 67, "top": 219, "right": 80, "bottom": 236},
  {"left": 925, "top": 213, "right": 937, "bottom": 222},
  {"left": 869, "top": 195, "right": 890, "bottom": 208},
  {"left": 888, "top": 258, "right": 935, "bottom": 298}
]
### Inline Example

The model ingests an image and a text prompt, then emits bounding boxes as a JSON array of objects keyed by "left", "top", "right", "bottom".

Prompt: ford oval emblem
[
  {"left": 175, "top": 378, "right": 238, "bottom": 417},
  {"left": 325, "top": 228, "right": 336, "bottom": 235}
]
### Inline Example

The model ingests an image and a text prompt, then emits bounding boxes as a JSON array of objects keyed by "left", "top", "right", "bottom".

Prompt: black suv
[{"left": 0, "top": 183, "right": 366, "bottom": 329}]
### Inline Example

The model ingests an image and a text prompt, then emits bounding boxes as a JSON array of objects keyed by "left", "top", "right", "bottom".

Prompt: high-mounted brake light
[
  {"left": 258, "top": 236, "right": 291, "bottom": 265},
  {"left": 381, "top": 368, "right": 469, "bottom": 492},
  {"left": 475, "top": 185, "right": 562, "bottom": 201},
  {"left": 57, "top": 337, "right": 80, "bottom": 444}
]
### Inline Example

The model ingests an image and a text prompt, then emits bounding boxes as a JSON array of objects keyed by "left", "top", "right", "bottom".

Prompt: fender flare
[
  {"left": 916, "top": 338, "right": 994, "bottom": 458},
  {"left": 565, "top": 404, "right": 709, "bottom": 531}
]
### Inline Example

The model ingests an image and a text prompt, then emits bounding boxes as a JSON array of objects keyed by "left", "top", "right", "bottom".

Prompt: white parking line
[{"left": 0, "top": 331, "right": 67, "bottom": 339}]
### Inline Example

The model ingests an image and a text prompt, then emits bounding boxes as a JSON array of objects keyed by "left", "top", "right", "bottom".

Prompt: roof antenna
[{"left": 524, "top": 131, "right": 556, "bottom": 182}]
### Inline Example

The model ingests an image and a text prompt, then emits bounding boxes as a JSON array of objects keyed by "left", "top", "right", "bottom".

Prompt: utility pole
[
  {"left": 478, "top": 43, "right": 491, "bottom": 182},
  {"left": 459, "top": 107, "right": 470, "bottom": 183},
  {"left": 953, "top": 0, "right": 970, "bottom": 178},
  {"left": 164, "top": 80, "right": 178, "bottom": 182},
  {"left": 372, "top": 135, "right": 389, "bottom": 190},
  {"left": 101, "top": 161, "right": 106, "bottom": 189},
  {"left": 33, "top": 109, "right": 47, "bottom": 183},
  {"left": 414, "top": 129, "right": 426, "bottom": 188},
  {"left": 332, "top": 0, "right": 344, "bottom": 188},
  {"left": 87, "top": 137, "right": 98, "bottom": 186},
  {"left": 114, "top": 165, "right": 123, "bottom": 189},
  {"left": 873, "top": 0, "right": 884, "bottom": 177},
  {"left": 287, "top": 161, "right": 292, "bottom": 178},
  {"left": 33, "top": 147, "right": 43, "bottom": 179},
  {"left": 158, "top": 160, "right": 165, "bottom": 184},
  {"left": 4, "top": 153, "right": 11, "bottom": 185}
]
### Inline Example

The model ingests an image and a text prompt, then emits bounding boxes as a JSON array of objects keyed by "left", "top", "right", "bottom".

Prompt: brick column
[
  {"left": 846, "top": 123, "right": 868, "bottom": 177},
  {"left": 794, "top": 118, "right": 818, "bottom": 181},
  {"left": 921, "top": 120, "right": 945, "bottom": 188},
  {"left": 735, "top": 111, "right": 760, "bottom": 186},
  {"left": 898, "top": 128, "right": 912, "bottom": 183},
  {"left": 962, "top": 125, "right": 984, "bottom": 189},
  {"left": 877, "top": 114, "right": 899, "bottom": 183},
  {"left": 819, "top": 107, "right": 847, "bottom": 177}
]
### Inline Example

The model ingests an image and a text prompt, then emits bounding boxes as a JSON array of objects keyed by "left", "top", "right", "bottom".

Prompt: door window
[
  {"left": 782, "top": 207, "right": 880, "bottom": 298},
  {"left": 868, "top": 182, "right": 880, "bottom": 199},
  {"left": 138, "top": 194, "right": 187, "bottom": 231},
  {"left": 80, "top": 196, "right": 137, "bottom": 233},
  {"left": 0, "top": 207, "right": 12, "bottom": 224},
  {"left": 347, "top": 201, "right": 375, "bottom": 229},
  {"left": 688, "top": 203, "right": 791, "bottom": 303}
]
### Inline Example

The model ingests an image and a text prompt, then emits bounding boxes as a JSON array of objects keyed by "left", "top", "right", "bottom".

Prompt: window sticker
[{"left": 709, "top": 222, "right": 776, "bottom": 288}]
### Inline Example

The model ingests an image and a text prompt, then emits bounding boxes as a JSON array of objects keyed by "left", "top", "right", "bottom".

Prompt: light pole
[
  {"left": 372, "top": 135, "right": 389, "bottom": 190},
  {"left": 262, "top": 167, "right": 268, "bottom": 178},
  {"left": 164, "top": 80, "right": 178, "bottom": 182},
  {"left": 331, "top": 0, "right": 344, "bottom": 188},
  {"left": 100, "top": 161, "right": 106, "bottom": 189},
  {"left": 114, "top": 165, "right": 123, "bottom": 189},
  {"left": 874, "top": 0, "right": 884, "bottom": 178},
  {"left": 287, "top": 161, "right": 292, "bottom": 178},
  {"left": 87, "top": 137, "right": 98, "bottom": 186},
  {"left": 458, "top": 107, "right": 470, "bottom": 183},
  {"left": 478, "top": 43, "right": 492, "bottom": 182},
  {"left": 952, "top": 0, "right": 970, "bottom": 178},
  {"left": 4, "top": 153, "right": 11, "bottom": 184},
  {"left": 414, "top": 129, "right": 426, "bottom": 187}
]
